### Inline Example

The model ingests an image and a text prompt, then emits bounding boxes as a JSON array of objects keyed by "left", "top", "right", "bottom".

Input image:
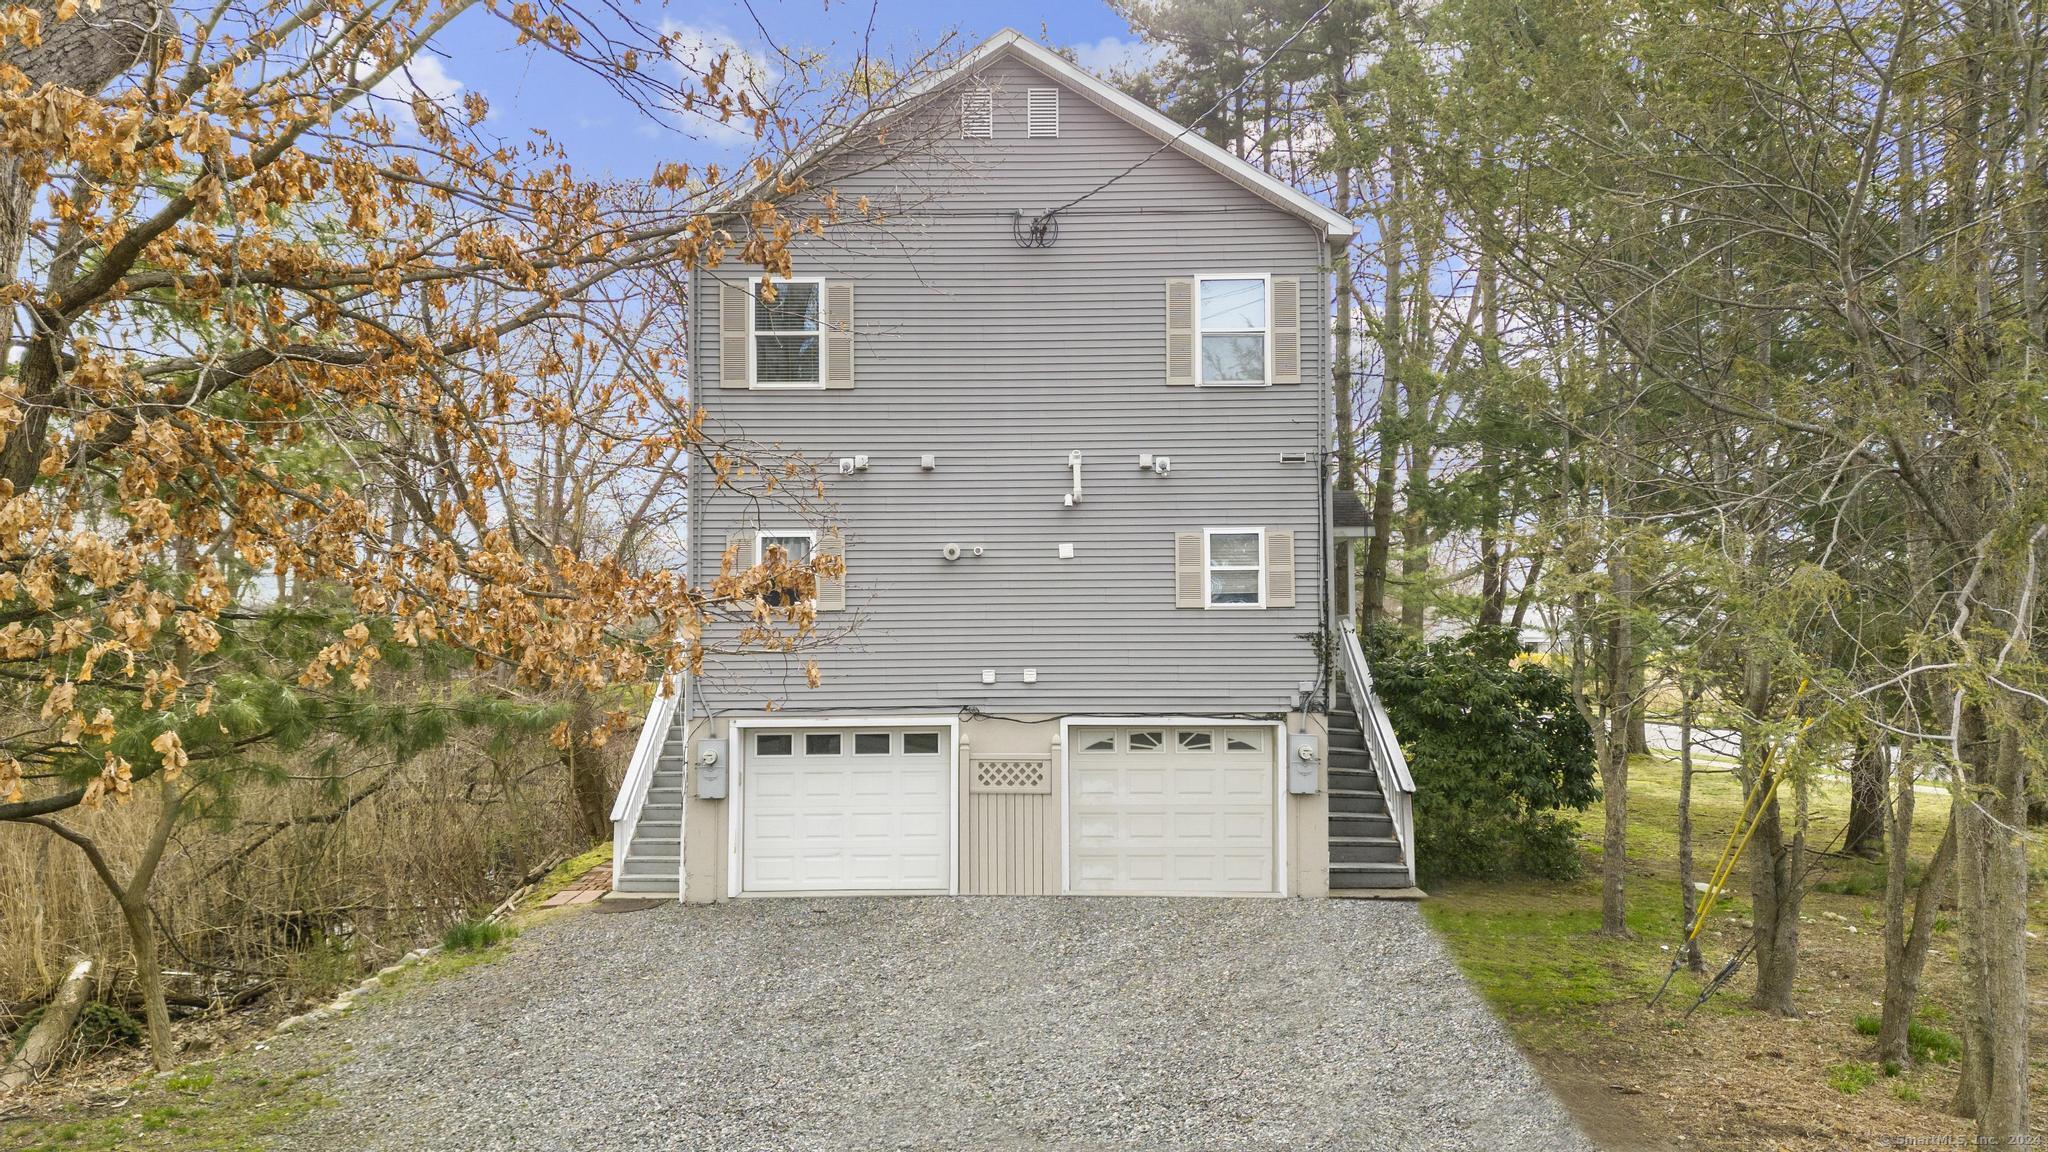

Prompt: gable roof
[{"left": 916, "top": 31, "right": 1355, "bottom": 240}]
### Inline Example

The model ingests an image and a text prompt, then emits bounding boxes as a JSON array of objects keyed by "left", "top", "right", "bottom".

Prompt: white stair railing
[
  {"left": 610, "top": 674, "right": 684, "bottom": 881},
  {"left": 1336, "top": 619, "right": 1416, "bottom": 886}
]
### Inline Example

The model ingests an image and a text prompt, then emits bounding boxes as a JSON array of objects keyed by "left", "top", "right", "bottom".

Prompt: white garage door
[
  {"left": 741, "top": 726, "right": 951, "bottom": 893},
  {"left": 1068, "top": 725, "right": 1277, "bottom": 895}
]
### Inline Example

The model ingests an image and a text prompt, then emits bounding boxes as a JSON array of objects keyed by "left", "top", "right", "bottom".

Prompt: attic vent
[
  {"left": 960, "top": 84, "right": 993, "bottom": 139},
  {"left": 1027, "top": 88, "right": 1059, "bottom": 138}
]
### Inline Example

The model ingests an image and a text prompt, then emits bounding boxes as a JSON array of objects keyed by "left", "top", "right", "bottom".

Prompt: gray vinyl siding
[{"left": 692, "top": 54, "right": 1329, "bottom": 715}]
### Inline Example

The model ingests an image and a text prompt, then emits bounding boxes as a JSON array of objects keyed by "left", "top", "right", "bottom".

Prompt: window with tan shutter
[{"left": 1194, "top": 275, "right": 1271, "bottom": 386}]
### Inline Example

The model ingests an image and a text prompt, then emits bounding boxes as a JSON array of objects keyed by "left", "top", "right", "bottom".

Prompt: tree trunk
[
  {"left": 119, "top": 896, "right": 174, "bottom": 1070},
  {"left": 1879, "top": 808, "right": 1954, "bottom": 1067},
  {"left": 1846, "top": 733, "right": 1888, "bottom": 859},
  {"left": 1739, "top": 655, "right": 1803, "bottom": 1016},
  {"left": 1676, "top": 686, "right": 1704, "bottom": 974},
  {"left": 0, "top": 958, "right": 93, "bottom": 1092},
  {"left": 1597, "top": 598, "right": 1632, "bottom": 936},
  {"left": 562, "top": 686, "right": 611, "bottom": 844},
  {"left": 1949, "top": 701, "right": 2031, "bottom": 1134}
]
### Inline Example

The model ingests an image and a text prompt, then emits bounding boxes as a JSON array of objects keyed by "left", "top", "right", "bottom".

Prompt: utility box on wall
[
  {"left": 1286, "top": 733, "right": 1321, "bottom": 794},
  {"left": 695, "top": 740, "right": 727, "bottom": 799}
]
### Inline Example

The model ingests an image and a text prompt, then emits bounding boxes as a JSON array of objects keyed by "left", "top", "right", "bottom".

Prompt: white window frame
[
  {"left": 1203, "top": 527, "right": 1266, "bottom": 609},
  {"left": 1193, "top": 272, "right": 1272, "bottom": 387},
  {"left": 747, "top": 276, "right": 826, "bottom": 390},
  {"left": 753, "top": 528, "right": 817, "bottom": 568},
  {"left": 755, "top": 528, "right": 818, "bottom": 607}
]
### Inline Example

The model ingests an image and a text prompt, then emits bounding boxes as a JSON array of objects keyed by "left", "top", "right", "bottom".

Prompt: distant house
[{"left": 610, "top": 30, "right": 1413, "bottom": 901}]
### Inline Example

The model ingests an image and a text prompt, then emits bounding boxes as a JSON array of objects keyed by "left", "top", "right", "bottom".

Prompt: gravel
[{"left": 272, "top": 898, "right": 1593, "bottom": 1151}]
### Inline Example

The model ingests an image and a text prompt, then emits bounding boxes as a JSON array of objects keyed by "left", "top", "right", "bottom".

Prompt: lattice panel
[{"left": 971, "top": 757, "right": 1052, "bottom": 794}]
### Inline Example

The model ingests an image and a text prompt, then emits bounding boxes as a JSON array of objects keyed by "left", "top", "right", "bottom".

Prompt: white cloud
[
  {"left": 657, "top": 22, "right": 780, "bottom": 146},
  {"left": 1068, "top": 35, "right": 1165, "bottom": 79},
  {"left": 372, "top": 53, "right": 464, "bottom": 105}
]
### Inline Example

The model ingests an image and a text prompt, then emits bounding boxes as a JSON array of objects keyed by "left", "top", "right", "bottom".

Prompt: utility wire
[{"left": 1035, "top": 2, "right": 1335, "bottom": 223}]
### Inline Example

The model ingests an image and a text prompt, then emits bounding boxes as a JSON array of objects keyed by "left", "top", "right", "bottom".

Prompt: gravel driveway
[{"left": 275, "top": 898, "right": 1591, "bottom": 1151}]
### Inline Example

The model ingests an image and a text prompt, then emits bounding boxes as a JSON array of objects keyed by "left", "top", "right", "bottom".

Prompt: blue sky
[{"left": 415, "top": 1, "right": 1149, "bottom": 178}]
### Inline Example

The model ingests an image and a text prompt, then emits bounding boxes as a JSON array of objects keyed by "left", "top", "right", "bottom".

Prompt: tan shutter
[
  {"left": 814, "top": 528, "right": 846, "bottom": 611},
  {"left": 1270, "top": 276, "right": 1301, "bottom": 384},
  {"left": 1174, "top": 531, "right": 1204, "bottom": 608},
  {"left": 824, "top": 282, "right": 855, "bottom": 390},
  {"left": 1165, "top": 278, "right": 1196, "bottom": 386},
  {"left": 724, "top": 529, "right": 757, "bottom": 574},
  {"left": 720, "top": 283, "right": 751, "bottom": 388},
  {"left": 1265, "top": 530, "right": 1296, "bottom": 608}
]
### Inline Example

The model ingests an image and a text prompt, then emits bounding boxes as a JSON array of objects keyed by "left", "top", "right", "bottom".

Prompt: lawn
[{"left": 1422, "top": 754, "right": 2048, "bottom": 1150}]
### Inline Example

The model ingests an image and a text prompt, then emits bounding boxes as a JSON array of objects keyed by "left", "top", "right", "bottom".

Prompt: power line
[{"left": 1034, "top": 3, "right": 1334, "bottom": 225}]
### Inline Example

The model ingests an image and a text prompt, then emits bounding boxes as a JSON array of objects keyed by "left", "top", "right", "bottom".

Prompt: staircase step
[
  {"left": 1328, "top": 727, "right": 1365, "bottom": 750},
  {"left": 1328, "top": 769, "right": 1380, "bottom": 793},
  {"left": 1330, "top": 790, "right": 1389, "bottom": 815},
  {"left": 1329, "top": 837, "right": 1404, "bottom": 864},
  {"left": 1330, "top": 813, "right": 1395, "bottom": 838},
  {"left": 620, "top": 854, "right": 680, "bottom": 874},
  {"left": 630, "top": 819, "right": 681, "bottom": 837},
  {"left": 645, "top": 787, "right": 686, "bottom": 805},
  {"left": 612, "top": 875, "right": 680, "bottom": 895},
  {"left": 1329, "top": 861, "right": 1411, "bottom": 888},
  {"left": 1330, "top": 746, "right": 1371, "bottom": 770}
]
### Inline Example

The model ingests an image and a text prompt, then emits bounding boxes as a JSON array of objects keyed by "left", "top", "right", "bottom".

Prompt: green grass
[
  {"left": 524, "top": 841, "right": 612, "bottom": 906},
  {"left": 1827, "top": 1061, "right": 1878, "bottom": 1095},
  {"left": 0, "top": 1059, "right": 328, "bottom": 1151},
  {"left": 439, "top": 918, "right": 514, "bottom": 953},
  {"left": 1851, "top": 1013, "right": 1960, "bottom": 1064}
]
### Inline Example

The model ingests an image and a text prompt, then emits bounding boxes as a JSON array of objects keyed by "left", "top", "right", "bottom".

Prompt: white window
[
  {"left": 750, "top": 278, "right": 823, "bottom": 388},
  {"left": 1195, "top": 275, "right": 1269, "bottom": 386},
  {"left": 1226, "top": 733, "right": 1262, "bottom": 752},
  {"left": 804, "top": 732, "right": 842, "bottom": 756},
  {"left": 854, "top": 732, "right": 891, "bottom": 755},
  {"left": 1082, "top": 734, "right": 1116, "bottom": 752},
  {"left": 755, "top": 733, "right": 793, "bottom": 756},
  {"left": 1177, "top": 730, "right": 1214, "bottom": 752},
  {"left": 902, "top": 732, "right": 941, "bottom": 755},
  {"left": 756, "top": 529, "right": 816, "bottom": 607},
  {"left": 1204, "top": 528, "right": 1265, "bottom": 607},
  {"left": 1127, "top": 730, "right": 1164, "bottom": 752}
]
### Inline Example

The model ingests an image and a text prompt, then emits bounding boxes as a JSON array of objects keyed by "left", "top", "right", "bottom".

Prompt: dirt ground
[{"left": 1424, "top": 756, "right": 2048, "bottom": 1151}]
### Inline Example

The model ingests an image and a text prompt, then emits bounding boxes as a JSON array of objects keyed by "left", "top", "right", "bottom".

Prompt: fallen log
[{"left": 0, "top": 959, "right": 95, "bottom": 1094}]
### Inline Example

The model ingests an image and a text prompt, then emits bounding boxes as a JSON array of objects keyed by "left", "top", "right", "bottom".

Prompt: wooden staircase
[
  {"left": 1326, "top": 703, "right": 1412, "bottom": 890},
  {"left": 613, "top": 709, "right": 687, "bottom": 896}
]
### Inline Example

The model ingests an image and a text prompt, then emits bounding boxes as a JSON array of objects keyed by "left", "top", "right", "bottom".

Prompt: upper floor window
[
  {"left": 1204, "top": 528, "right": 1265, "bottom": 607},
  {"left": 1197, "top": 275, "right": 1269, "bottom": 386},
  {"left": 756, "top": 529, "right": 816, "bottom": 606},
  {"left": 752, "top": 278, "right": 822, "bottom": 388}
]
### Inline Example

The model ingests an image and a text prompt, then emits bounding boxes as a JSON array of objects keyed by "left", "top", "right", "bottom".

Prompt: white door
[
  {"left": 741, "top": 726, "right": 951, "bottom": 893},
  {"left": 1068, "top": 725, "right": 1277, "bottom": 895}
]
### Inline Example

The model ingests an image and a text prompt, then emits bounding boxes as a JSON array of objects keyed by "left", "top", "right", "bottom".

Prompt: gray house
[{"left": 610, "top": 30, "right": 1414, "bottom": 901}]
